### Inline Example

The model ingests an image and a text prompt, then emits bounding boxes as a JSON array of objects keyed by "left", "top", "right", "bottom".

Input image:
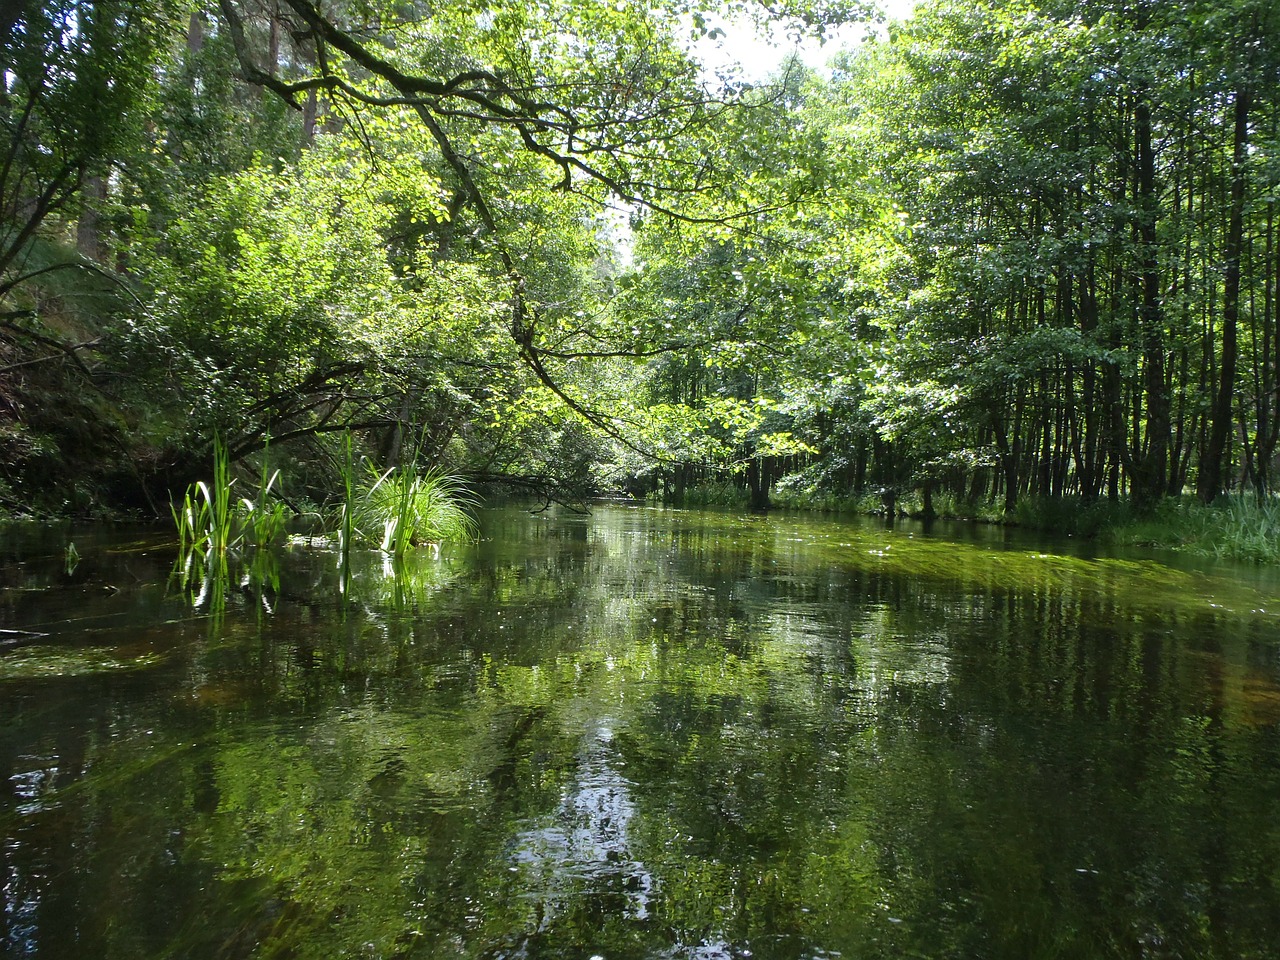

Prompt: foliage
[
  {"left": 5, "top": 0, "right": 1280, "bottom": 569},
  {"left": 677, "top": 479, "right": 751, "bottom": 508},
  {"left": 1, "top": 0, "right": 170, "bottom": 296}
]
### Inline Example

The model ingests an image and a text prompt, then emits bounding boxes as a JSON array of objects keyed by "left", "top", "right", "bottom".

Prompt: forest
[
  {"left": 3, "top": 0, "right": 1280, "bottom": 544},
  {"left": 6, "top": 5, "right": 1280, "bottom": 954}
]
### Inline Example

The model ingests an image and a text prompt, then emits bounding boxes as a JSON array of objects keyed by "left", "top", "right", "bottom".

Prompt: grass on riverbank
[
  {"left": 903, "top": 493, "right": 1280, "bottom": 563},
  {"left": 1104, "top": 495, "right": 1280, "bottom": 563},
  {"left": 694, "top": 477, "right": 1280, "bottom": 564}
]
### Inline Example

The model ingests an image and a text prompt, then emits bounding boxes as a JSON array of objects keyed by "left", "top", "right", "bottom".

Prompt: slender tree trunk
[
  {"left": 1131, "top": 95, "right": 1170, "bottom": 509},
  {"left": 1199, "top": 86, "right": 1251, "bottom": 503},
  {"left": 187, "top": 9, "right": 204, "bottom": 55},
  {"left": 1260, "top": 194, "right": 1278, "bottom": 494},
  {"left": 302, "top": 88, "right": 318, "bottom": 146},
  {"left": 747, "top": 456, "right": 772, "bottom": 511},
  {"left": 75, "top": 173, "right": 106, "bottom": 262},
  {"left": 1078, "top": 268, "right": 1102, "bottom": 501},
  {"left": 268, "top": 0, "right": 281, "bottom": 76}
]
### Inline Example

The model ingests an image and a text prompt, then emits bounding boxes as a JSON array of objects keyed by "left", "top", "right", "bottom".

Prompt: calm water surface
[{"left": 2, "top": 506, "right": 1280, "bottom": 959}]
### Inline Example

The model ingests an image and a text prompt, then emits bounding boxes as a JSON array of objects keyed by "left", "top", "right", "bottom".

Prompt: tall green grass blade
[{"left": 338, "top": 432, "right": 355, "bottom": 588}]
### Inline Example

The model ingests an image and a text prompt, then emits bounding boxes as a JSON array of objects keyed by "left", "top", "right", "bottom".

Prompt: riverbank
[{"left": 676, "top": 481, "right": 1280, "bottom": 565}]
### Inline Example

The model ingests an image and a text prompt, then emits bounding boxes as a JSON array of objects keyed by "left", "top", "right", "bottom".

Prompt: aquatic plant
[
  {"left": 0, "top": 645, "right": 164, "bottom": 680},
  {"left": 171, "top": 434, "right": 474, "bottom": 618},
  {"left": 336, "top": 431, "right": 356, "bottom": 586},
  {"left": 171, "top": 435, "right": 233, "bottom": 556},
  {"left": 237, "top": 438, "right": 288, "bottom": 548},
  {"left": 170, "top": 435, "right": 287, "bottom": 617},
  {"left": 172, "top": 488, "right": 206, "bottom": 564},
  {"left": 172, "top": 435, "right": 289, "bottom": 557},
  {"left": 356, "top": 463, "right": 477, "bottom": 557}
]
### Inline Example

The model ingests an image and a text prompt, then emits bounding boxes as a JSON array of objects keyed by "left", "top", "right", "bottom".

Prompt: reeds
[
  {"left": 172, "top": 434, "right": 288, "bottom": 557},
  {"left": 238, "top": 439, "right": 288, "bottom": 548},
  {"left": 172, "top": 434, "right": 235, "bottom": 557},
  {"left": 174, "top": 433, "right": 478, "bottom": 612},
  {"left": 337, "top": 431, "right": 356, "bottom": 587},
  {"left": 356, "top": 463, "right": 478, "bottom": 558}
]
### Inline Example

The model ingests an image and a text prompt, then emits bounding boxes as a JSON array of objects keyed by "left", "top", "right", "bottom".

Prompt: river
[{"left": 2, "top": 506, "right": 1279, "bottom": 958}]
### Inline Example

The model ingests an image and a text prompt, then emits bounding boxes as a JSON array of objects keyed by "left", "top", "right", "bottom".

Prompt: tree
[
  {"left": 1, "top": 0, "right": 169, "bottom": 299},
  {"left": 209, "top": 0, "right": 857, "bottom": 456}
]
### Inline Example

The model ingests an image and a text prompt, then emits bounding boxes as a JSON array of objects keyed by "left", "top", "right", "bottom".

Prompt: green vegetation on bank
[
  {"left": 675, "top": 476, "right": 1280, "bottom": 564},
  {"left": 1107, "top": 496, "right": 1280, "bottom": 565},
  {"left": 3, "top": 0, "right": 1279, "bottom": 559}
]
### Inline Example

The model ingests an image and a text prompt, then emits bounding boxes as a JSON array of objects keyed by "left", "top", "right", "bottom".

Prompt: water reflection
[
  {"left": 510, "top": 721, "right": 655, "bottom": 928},
  {"left": 0, "top": 508, "right": 1279, "bottom": 958}
]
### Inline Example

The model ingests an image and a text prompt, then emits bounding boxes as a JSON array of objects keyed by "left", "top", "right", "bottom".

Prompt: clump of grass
[
  {"left": 173, "top": 433, "right": 477, "bottom": 614},
  {"left": 172, "top": 435, "right": 289, "bottom": 556},
  {"left": 237, "top": 439, "right": 288, "bottom": 548},
  {"left": 355, "top": 464, "right": 477, "bottom": 557},
  {"left": 1215, "top": 496, "right": 1280, "bottom": 562},
  {"left": 172, "top": 434, "right": 235, "bottom": 556}
]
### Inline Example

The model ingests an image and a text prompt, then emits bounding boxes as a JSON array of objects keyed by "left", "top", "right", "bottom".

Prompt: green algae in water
[
  {"left": 783, "top": 520, "right": 1280, "bottom": 622},
  {"left": 0, "top": 644, "right": 163, "bottom": 680}
]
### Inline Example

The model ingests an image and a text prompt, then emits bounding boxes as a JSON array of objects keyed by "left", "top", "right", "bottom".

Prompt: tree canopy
[{"left": 1, "top": 0, "right": 1278, "bottom": 519}]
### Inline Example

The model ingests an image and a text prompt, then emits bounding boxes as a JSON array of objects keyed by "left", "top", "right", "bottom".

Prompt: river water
[{"left": 2, "top": 506, "right": 1280, "bottom": 959}]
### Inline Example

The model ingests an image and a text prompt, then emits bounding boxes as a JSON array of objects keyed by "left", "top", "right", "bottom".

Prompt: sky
[{"left": 693, "top": 0, "right": 920, "bottom": 81}]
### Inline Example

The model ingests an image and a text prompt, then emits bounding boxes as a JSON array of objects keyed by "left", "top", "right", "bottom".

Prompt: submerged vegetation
[{"left": 2, "top": 0, "right": 1280, "bottom": 559}]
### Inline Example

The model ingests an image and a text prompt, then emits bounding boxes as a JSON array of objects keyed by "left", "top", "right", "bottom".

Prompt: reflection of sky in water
[
  {"left": 5, "top": 837, "right": 41, "bottom": 957},
  {"left": 5, "top": 757, "right": 58, "bottom": 956},
  {"left": 8, "top": 761, "right": 59, "bottom": 816},
  {"left": 509, "top": 721, "right": 758, "bottom": 959},
  {"left": 509, "top": 722, "right": 654, "bottom": 921}
]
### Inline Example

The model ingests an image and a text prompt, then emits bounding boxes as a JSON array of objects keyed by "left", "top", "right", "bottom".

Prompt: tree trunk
[
  {"left": 1198, "top": 86, "right": 1251, "bottom": 503},
  {"left": 747, "top": 456, "right": 771, "bottom": 511},
  {"left": 186, "top": 10, "right": 203, "bottom": 55},
  {"left": 302, "top": 88, "right": 318, "bottom": 146},
  {"left": 75, "top": 174, "right": 107, "bottom": 262},
  {"left": 1130, "top": 94, "right": 1170, "bottom": 509}
]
